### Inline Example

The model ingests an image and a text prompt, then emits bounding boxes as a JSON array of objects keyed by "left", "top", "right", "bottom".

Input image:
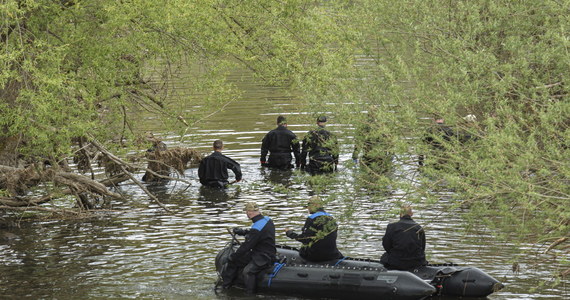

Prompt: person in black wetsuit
[
  {"left": 260, "top": 115, "right": 301, "bottom": 169},
  {"left": 380, "top": 205, "right": 428, "bottom": 270},
  {"left": 142, "top": 132, "right": 169, "bottom": 182},
  {"left": 300, "top": 116, "right": 339, "bottom": 175},
  {"left": 198, "top": 140, "right": 242, "bottom": 188},
  {"left": 285, "top": 196, "right": 343, "bottom": 262},
  {"left": 222, "top": 202, "right": 276, "bottom": 294},
  {"left": 419, "top": 116, "right": 455, "bottom": 167},
  {"left": 457, "top": 114, "right": 481, "bottom": 144},
  {"left": 352, "top": 109, "right": 394, "bottom": 172}
]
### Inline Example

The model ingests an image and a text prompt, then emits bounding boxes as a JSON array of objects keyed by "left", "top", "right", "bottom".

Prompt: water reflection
[
  {"left": 260, "top": 167, "right": 295, "bottom": 186},
  {"left": 198, "top": 186, "right": 240, "bottom": 207},
  {"left": 1, "top": 152, "right": 567, "bottom": 300}
]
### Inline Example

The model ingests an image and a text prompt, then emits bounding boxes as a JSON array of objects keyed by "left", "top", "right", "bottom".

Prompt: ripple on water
[{"left": 0, "top": 135, "right": 567, "bottom": 299}]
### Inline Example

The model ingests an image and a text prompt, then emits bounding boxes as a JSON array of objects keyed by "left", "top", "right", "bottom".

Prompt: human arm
[
  {"left": 291, "top": 134, "right": 301, "bottom": 168},
  {"left": 230, "top": 228, "right": 261, "bottom": 260},
  {"left": 352, "top": 125, "right": 365, "bottom": 162},
  {"left": 285, "top": 218, "right": 316, "bottom": 245},
  {"left": 352, "top": 142, "right": 360, "bottom": 163},
  {"left": 332, "top": 134, "right": 340, "bottom": 165},
  {"left": 260, "top": 133, "right": 270, "bottom": 165},
  {"left": 226, "top": 158, "right": 242, "bottom": 182},
  {"left": 233, "top": 227, "right": 250, "bottom": 236},
  {"left": 300, "top": 134, "right": 310, "bottom": 168},
  {"left": 197, "top": 159, "right": 206, "bottom": 184},
  {"left": 382, "top": 224, "right": 393, "bottom": 253},
  {"left": 419, "top": 227, "right": 426, "bottom": 252}
]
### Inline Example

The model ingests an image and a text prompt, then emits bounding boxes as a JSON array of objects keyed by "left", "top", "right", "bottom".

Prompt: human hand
[{"left": 233, "top": 227, "right": 248, "bottom": 236}]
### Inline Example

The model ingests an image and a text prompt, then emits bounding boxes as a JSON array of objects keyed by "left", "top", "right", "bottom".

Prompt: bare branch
[{"left": 88, "top": 138, "right": 172, "bottom": 213}]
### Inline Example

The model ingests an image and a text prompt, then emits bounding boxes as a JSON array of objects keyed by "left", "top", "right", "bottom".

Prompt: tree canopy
[
  {"left": 342, "top": 0, "right": 569, "bottom": 280},
  {"left": 0, "top": 0, "right": 355, "bottom": 208},
  {"left": 1, "top": 0, "right": 568, "bottom": 282}
]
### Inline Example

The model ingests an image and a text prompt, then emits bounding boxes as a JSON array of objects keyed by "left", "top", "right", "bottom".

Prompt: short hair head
[
  {"left": 213, "top": 140, "right": 223, "bottom": 150},
  {"left": 317, "top": 115, "right": 327, "bottom": 123},
  {"left": 400, "top": 205, "right": 413, "bottom": 217},
  {"left": 244, "top": 201, "right": 260, "bottom": 212},
  {"left": 306, "top": 195, "right": 324, "bottom": 213},
  {"left": 277, "top": 115, "right": 287, "bottom": 125}
]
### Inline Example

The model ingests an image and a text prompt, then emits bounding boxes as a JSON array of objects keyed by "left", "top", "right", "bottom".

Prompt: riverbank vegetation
[
  {"left": 1, "top": 1, "right": 354, "bottom": 213},
  {"left": 340, "top": 0, "right": 569, "bottom": 281},
  {"left": 1, "top": 0, "right": 568, "bottom": 284}
]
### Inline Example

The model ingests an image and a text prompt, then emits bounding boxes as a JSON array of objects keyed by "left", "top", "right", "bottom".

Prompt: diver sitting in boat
[
  {"left": 221, "top": 201, "right": 276, "bottom": 294},
  {"left": 285, "top": 195, "right": 343, "bottom": 262},
  {"left": 381, "top": 205, "right": 428, "bottom": 270}
]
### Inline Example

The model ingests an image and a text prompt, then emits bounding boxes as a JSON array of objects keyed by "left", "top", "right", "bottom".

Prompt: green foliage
[
  {"left": 1, "top": 0, "right": 357, "bottom": 161},
  {"left": 313, "top": 0, "right": 570, "bottom": 277},
  {"left": 261, "top": 0, "right": 569, "bottom": 281},
  {"left": 1, "top": 0, "right": 567, "bottom": 282}
]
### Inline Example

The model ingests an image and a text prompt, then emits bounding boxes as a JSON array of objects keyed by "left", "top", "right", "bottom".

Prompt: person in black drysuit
[
  {"left": 419, "top": 116, "right": 455, "bottom": 167},
  {"left": 260, "top": 115, "right": 301, "bottom": 169},
  {"left": 380, "top": 205, "right": 428, "bottom": 270},
  {"left": 300, "top": 116, "right": 339, "bottom": 175},
  {"left": 141, "top": 133, "right": 169, "bottom": 182},
  {"left": 352, "top": 109, "right": 393, "bottom": 172},
  {"left": 285, "top": 196, "right": 343, "bottom": 262},
  {"left": 198, "top": 140, "right": 242, "bottom": 188},
  {"left": 456, "top": 114, "right": 481, "bottom": 144},
  {"left": 222, "top": 202, "right": 276, "bottom": 294}
]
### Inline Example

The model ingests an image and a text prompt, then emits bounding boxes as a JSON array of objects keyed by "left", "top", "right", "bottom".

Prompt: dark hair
[
  {"left": 277, "top": 115, "right": 287, "bottom": 125},
  {"left": 317, "top": 115, "right": 327, "bottom": 123},
  {"left": 213, "top": 140, "right": 223, "bottom": 150}
]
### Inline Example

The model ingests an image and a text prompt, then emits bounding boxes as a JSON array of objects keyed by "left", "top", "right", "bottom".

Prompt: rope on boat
[
  {"left": 334, "top": 256, "right": 348, "bottom": 266},
  {"left": 267, "top": 262, "right": 286, "bottom": 287}
]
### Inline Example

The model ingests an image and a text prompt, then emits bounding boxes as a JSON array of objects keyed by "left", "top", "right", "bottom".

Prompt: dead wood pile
[{"left": 142, "top": 147, "right": 203, "bottom": 182}]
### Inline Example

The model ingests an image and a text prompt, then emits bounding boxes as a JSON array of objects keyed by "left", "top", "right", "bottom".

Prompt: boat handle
[
  {"left": 297, "top": 273, "right": 308, "bottom": 278},
  {"left": 363, "top": 275, "right": 375, "bottom": 280},
  {"left": 329, "top": 274, "right": 340, "bottom": 279}
]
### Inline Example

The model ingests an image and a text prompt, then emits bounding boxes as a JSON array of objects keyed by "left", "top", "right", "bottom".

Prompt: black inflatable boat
[
  {"left": 215, "top": 242, "right": 504, "bottom": 299},
  {"left": 275, "top": 245, "right": 504, "bottom": 298}
]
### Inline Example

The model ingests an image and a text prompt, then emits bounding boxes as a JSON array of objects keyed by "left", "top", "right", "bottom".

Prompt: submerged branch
[
  {"left": 0, "top": 172, "right": 129, "bottom": 208},
  {"left": 543, "top": 237, "right": 568, "bottom": 254},
  {"left": 0, "top": 205, "right": 81, "bottom": 215},
  {"left": 89, "top": 138, "right": 172, "bottom": 213}
]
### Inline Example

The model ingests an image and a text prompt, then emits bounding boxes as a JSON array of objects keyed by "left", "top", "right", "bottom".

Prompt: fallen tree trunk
[
  {"left": 89, "top": 138, "right": 172, "bottom": 212},
  {"left": 1, "top": 135, "right": 201, "bottom": 214},
  {"left": 0, "top": 171, "right": 128, "bottom": 208}
]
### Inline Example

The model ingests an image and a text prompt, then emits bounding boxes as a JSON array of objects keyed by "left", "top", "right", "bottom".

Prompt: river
[{"left": 0, "top": 70, "right": 567, "bottom": 300}]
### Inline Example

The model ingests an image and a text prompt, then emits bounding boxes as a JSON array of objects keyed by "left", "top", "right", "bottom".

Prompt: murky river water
[{"left": 0, "top": 72, "right": 568, "bottom": 299}]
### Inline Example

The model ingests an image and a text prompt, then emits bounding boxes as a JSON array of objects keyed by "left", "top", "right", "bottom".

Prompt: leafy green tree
[
  {"left": 0, "top": 0, "right": 357, "bottom": 211},
  {"left": 321, "top": 0, "right": 569, "bottom": 280},
  {"left": 1, "top": 0, "right": 567, "bottom": 283}
]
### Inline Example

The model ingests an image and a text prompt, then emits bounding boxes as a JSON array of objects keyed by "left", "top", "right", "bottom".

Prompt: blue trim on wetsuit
[
  {"left": 251, "top": 216, "right": 270, "bottom": 231},
  {"left": 308, "top": 211, "right": 331, "bottom": 219}
]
